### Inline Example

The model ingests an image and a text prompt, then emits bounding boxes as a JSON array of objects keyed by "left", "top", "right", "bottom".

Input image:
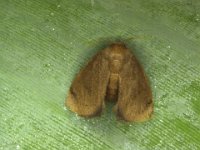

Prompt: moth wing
[
  {"left": 116, "top": 53, "right": 153, "bottom": 122},
  {"left": 66, "top": 51, "right": 110, "bottom": 117}
]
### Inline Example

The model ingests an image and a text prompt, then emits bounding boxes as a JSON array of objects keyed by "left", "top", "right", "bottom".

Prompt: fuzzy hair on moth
[{"left": 66, "top": 43, "right": 153, "bottom": 122}]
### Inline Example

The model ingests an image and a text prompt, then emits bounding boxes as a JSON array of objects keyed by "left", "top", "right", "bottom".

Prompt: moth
[{"left": 66, "top": 43, "right": 153, "bottom": 122}]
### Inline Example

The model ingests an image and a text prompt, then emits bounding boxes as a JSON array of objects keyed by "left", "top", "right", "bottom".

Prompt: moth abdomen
[{"left": 106, "top": 73, "right": 119, "bottom": 101}]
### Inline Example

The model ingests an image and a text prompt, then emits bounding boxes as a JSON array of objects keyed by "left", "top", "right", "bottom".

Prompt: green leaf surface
[{"left": 1, "top": 0, "right": 200, "bottom": 150}]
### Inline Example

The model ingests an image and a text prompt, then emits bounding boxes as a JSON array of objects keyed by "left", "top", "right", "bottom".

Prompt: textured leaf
[{"left": 0, "top": 0, "right": 200, "bottom": 149}]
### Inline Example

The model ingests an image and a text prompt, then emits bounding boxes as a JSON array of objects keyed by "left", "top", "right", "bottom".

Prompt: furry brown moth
[{"left": 66, "top": 43, "right": 153, "bottom": 122}]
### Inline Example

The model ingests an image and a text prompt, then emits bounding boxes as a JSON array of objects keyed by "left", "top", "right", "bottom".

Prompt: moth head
[{"left": 103, "top": 42, "right": 130, "bottom": 73}]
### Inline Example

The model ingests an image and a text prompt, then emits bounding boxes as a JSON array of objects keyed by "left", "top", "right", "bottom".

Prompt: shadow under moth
[{"left": 66, "top": 43, "right": 153, "bottom": 122}]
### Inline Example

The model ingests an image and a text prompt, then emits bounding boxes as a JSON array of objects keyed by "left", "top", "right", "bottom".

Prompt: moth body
[
  {"left": 66, "top": 43, "right": 153, "bottom": 122},
  {"left": 106, "top": 73, "right": 119, "bottom": 101}
]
